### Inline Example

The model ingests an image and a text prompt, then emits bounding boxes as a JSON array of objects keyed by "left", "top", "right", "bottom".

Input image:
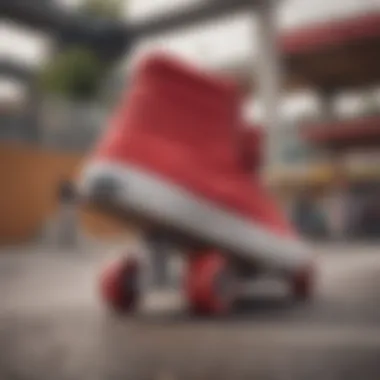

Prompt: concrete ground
[{"left": 0, "top": 243, "right": 380, "bottom": 380}]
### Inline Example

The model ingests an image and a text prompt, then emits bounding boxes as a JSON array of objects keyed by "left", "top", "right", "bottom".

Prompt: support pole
[
  {"left": 318, "top": 88, "right": 335, "bottom": 122},
  {"left": 25, "top": 80, "right": 41, "bottom": 143},
  {"left": 255, "top": 1, "right": 282, "bottom": 178},
  {"left": 147, "top": 233, "right": 170, "bottom": 289}
]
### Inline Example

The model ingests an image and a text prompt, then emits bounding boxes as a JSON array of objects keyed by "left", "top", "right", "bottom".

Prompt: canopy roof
[
  {"left": 229, "top": 12, "right": 380, "bottom": 93},
  {"left": 302, "top": 115, "right": 380, "bottom": 148}
]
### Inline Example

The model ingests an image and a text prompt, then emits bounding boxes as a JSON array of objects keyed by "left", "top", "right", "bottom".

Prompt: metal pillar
[
  {"left": 318, "top": 89, "right": 348, "bottom": 239},
  {"left": 55, "top": 181, "right": 79, "bottom": 248},
  {"left": 25, "top": 80, "right": 41, "bottom": 143},
  {"left": 318, "top": 89, "right": 335, "bottom": 122},
  {"left": 146, "top": 233, "right": 170, "bottom": 289},
  {"left": 255, "top": 1, "right": 282, "bottom": 175}
]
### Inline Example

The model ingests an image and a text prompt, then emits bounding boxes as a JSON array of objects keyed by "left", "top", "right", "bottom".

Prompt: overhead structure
[
  {"left": 0, "top": 0, "right": 271, "bottom": 61},
  {"left": 259, "top": 9, "right": 380, "bottom": 240},
  {"left": 0, "top": 0, "right": 279, "bottom": 88},
  {"left": 131, "top": 0, "right": 255, "bottom": 38},
  {"left": 0, "top": 0, "right": 131, "bottom": 61},
  {"left": 0, "top": 60, "right": 35, "bottom": 83},
  {"left": 220, "top": 10, "right": 380, "bottom": 189},
  {"left": 290, "top": 12, "right": 380, "bottom": 152},
  {"left": 226, "top": 12, "right": 380, "bottom": 93},
  {"left": 282, "top": 12, "right": 380, "bottom": 91},
  {"left": 2, "top": 0, "right": 264, "bottom": 39}
]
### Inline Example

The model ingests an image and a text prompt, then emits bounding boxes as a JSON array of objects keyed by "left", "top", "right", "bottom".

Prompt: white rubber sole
[{"left": 78, "top": 160, "right": 312, "bottom": 273}]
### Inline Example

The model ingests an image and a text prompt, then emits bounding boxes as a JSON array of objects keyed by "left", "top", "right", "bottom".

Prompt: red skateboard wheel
[
  {"left": 185, "top": 250, "right": 236, "bottom": 315},
  {"left": 99, "top": 256, "right": 140, "bottom": 313},
  {"left": 291, "top": 265, "right": 315, "bottom": 301}
]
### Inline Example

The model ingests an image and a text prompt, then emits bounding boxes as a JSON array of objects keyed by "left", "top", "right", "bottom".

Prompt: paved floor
[{"left": 1, "top": 244, "right": 380, "bottom": 380}]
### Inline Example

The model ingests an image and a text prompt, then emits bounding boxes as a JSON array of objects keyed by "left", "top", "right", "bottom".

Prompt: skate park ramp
[{"left": 0, "top": 143, "right": 138, "bottom": 246}]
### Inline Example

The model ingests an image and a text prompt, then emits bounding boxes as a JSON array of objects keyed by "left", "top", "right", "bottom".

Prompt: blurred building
[
  {"left": 1, "top": 0, "right": 380, "bottom": 242},
  {"left": 268, "top": 13, "right": 380, "bottom": 240},
  {"left": 120, "top": 2, "right": 380, "bottom": 241}
]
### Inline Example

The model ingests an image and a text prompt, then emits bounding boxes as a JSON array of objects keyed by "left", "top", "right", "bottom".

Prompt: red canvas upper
[{"left": 95, "top": 53, "right": 295, "bottom": 238}]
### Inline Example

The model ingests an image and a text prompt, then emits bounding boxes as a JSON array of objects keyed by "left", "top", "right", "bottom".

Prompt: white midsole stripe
[{"left": 78, "top": 161, "right": 313, "bottom": 272}]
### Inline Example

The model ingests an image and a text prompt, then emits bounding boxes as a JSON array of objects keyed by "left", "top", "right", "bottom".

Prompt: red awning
[
  {"left": 302, "top": 115, "right": 380, "bottom": 145},
  {"left": 281, "top": 12, "right": 380, "bottom": 55}
]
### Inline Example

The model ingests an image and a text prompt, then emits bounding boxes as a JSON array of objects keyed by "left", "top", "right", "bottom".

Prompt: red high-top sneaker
[{"left": 79, "top": 53, "right": 311, "bottom": 273}]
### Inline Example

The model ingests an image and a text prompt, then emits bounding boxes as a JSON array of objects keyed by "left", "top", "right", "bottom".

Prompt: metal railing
[
  {"left": 0, "top": 101, "right": 108, "bottom": 152},
  {"left": 39, "top": 101, "right": 106, "bottom": 151}
]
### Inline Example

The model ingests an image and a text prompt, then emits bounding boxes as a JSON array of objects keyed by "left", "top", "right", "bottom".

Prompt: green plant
[
  {"left": 39, "top": 0, "right": 126, "bottom": 101},
  {"left": 78, "top": 0, "right": 125, "bottom": 19},
  {"left": 39, "top": 48, "right": 105, "bottom": 101}
]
